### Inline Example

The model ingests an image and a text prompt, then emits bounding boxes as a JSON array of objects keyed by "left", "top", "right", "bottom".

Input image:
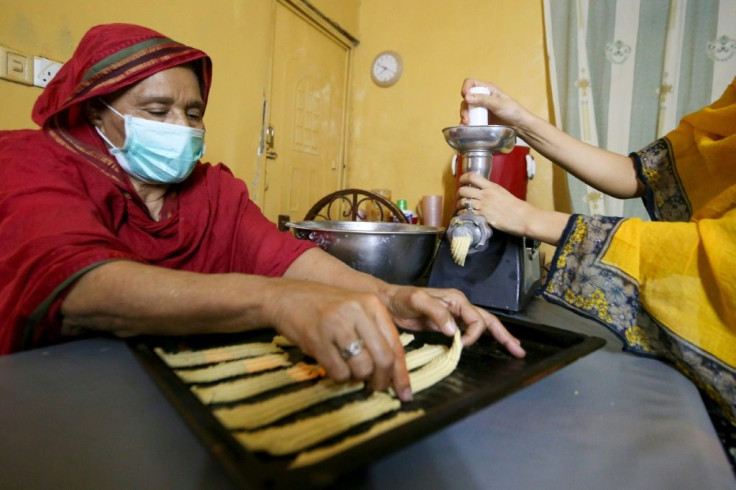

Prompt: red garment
[{"left": 0, "top": 24, "right": 315, "bottom": 354}]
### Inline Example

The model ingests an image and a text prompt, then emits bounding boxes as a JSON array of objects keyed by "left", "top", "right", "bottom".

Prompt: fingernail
[
  {"left": 443, "top": 320, "right": 457, "bottom": 335},
  {"left": 401, "top": 388, "right": 413, "bottom": 402}
]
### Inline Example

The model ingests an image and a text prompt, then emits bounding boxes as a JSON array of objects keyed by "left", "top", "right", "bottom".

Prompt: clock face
[{"left": 371, "top": 51, "right": 402, "bottom": 87}]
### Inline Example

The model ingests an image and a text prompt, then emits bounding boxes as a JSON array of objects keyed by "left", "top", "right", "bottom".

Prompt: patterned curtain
[{"left": 543, "top": 0, "right": 736, "bottom": 218}]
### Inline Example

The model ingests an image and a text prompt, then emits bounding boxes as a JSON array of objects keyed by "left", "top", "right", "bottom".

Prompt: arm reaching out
[
  {"left": 62, "top": 249, "right": 525, "bottom": 404},
  {"left": 460, "top": 78, "right": 645, "bottom": 199}
]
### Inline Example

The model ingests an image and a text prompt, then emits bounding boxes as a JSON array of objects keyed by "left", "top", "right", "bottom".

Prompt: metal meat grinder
[{"left": 428, "top": 120, "right": 542, "bottom": 313}]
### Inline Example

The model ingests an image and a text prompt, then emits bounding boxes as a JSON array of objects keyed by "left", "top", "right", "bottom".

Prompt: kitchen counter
[{"left": 0, "top": 297, "right": 733, "bottom": 489}]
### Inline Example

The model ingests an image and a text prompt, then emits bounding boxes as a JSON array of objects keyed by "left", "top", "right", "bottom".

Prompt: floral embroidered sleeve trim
[
  {"left": 541, "top": 215, "right": 639, "bottom": 334},
  {"left": 632, "top": 137, "right": 691, "bottom": 222}
]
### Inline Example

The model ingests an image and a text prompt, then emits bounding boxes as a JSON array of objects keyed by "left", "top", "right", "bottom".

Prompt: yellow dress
[{"left": 542, "top": 78, "right": 736, "bottom": 426}]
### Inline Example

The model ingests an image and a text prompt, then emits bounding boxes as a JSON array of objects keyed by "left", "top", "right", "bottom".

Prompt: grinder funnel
[{"left": 442, "top": 125, "right": 516, "bottom": 178}]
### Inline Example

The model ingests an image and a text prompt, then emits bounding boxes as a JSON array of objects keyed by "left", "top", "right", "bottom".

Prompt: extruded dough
[
  {"left": 212, "top": 341, "right": 446, "bottom": 430},
  {"left": 234, "top": 392, "right": 400, "bottom": 456},
  {"left": 392, "top": 329, "right": 462, "bottom": 396},
  {"left": 158, "top": 328, "right": 463, "bottom": 465},
  {"left": 175, "top": 353, "right": 291, "bottom": 384},
  {"left": 404, "top": 343, "right": 447, "bottom": 371},
  {"left": 191, "top": 363, "right": 324, "bottom": 404},
  {"left": 271, "top": 335, "right": 294, "bottom": 347},
  {"left": 399, "top": 332, "right": 415, "bottom": 346},
  {"left": 214, "top": 379, "right": 364, "bottom": 430},
  {"left": 155, "top": 342, "right": 283, "bottom": 368},
  {"left": 450, "top": 235, "right": 472, "bottom": 266},
  {"left": 290, "top": 410, "right": 424, "bottom": 468}
]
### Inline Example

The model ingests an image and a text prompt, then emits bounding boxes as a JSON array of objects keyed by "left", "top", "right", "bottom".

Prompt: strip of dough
[
  {"left": 399, "top": 332, "right": 415, "bottom": 346},
  {"left": 191, "top": 363, "right": 324, "bottom": 404},
  {"left": 155, "top": 342, "right": 283, "bottom": 368},
  {"left": 234, "top": 392, "right": 400, "bottom": 455},
  {"left": 408, "top": 329, "right": 462, "bottom": 394},
  {"left": 290, "top": 410, "right": 425, "bottom": 468},
  {"left": 271, "top": 335, "right": 294, "bottom": 347},
  {"left": 175, "top": 353, "right": 291, "bottom": 384},
  {"left": 390, "top": 329, "right": 462, "bottom": 397},
  {"left": 404, "top": 343, "right": 447, "bottom": 371},
  {"left": 213, "top": 340, "right": 445, "bottom": 428},
  {"left": 214, "top": 379, "right": 364, "bottom": 430}
]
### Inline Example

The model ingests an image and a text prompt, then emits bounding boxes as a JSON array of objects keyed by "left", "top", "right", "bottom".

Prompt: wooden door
[{"left": 263, "top": 1, "right": 350, "bottom": 223}]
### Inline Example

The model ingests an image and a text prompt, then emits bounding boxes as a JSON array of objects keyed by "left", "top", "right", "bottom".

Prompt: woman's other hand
[
  {"left": 382, "top": 283, "right": 526, "bottom": 357},
  {"left": 457, "top": 172, "right": 569, "bottom": 245},
  {"left": 459, "top": 79, "right": 530, "bottom": 128}
]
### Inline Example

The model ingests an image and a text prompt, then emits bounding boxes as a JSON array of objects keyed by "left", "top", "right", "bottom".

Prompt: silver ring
[
  {"left": 339, "top": 339, "right": 364, "bottom": 361},
  {"left": 465, "top": 199, "right": 474, "bottom": 211}
]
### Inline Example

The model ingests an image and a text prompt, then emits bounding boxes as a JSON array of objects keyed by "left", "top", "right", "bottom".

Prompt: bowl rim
[{"left": 285, "top": 220, "right": 444, "bottom": 234}]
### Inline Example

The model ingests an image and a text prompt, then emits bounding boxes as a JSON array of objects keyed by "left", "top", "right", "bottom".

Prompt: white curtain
[{"left": 543, "top": 0, "right": 736, "bottom": 218}]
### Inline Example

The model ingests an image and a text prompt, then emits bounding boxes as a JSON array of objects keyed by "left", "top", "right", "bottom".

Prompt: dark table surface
[{"left": 1, "top": 297, "right": 734, "bottom": 490}]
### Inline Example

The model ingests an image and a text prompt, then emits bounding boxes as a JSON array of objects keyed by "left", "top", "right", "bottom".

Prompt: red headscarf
[
  {"left": 33, "top": 23, "right": 212, "bottom": 128},
  {"left": 0, "top": 24, "right": 313, "bottom": 354}
]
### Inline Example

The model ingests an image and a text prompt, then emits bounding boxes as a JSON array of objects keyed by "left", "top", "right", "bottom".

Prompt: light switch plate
[{"left": 0, "top": 45, "right": 33, "bottom": 85}]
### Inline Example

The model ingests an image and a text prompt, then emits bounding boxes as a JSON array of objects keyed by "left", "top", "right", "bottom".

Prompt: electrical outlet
[
  {"left": 33, "top": 56, "right": 63, "bottom": 88},
  {"left": 0, "top": 44, "right": 33, "bottom": 85}
]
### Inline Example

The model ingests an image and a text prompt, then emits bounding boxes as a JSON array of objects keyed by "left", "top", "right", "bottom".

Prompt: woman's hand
[
  {"left": 459, "top": 78, "right": 530, "bottom": 128},
  {"left": 263, "top": 280, "right": 413, "bottom": 401},
  {"left": 457, "top": 172, "right": 534, "bottom": 236},
  {"left": 381, "top": 283, "right": 526, "bottom": 357},
  {"left": 457, "top": 172, "right": 570, "bottom": 245}
]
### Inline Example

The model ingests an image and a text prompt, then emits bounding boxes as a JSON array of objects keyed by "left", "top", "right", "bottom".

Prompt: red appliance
[{"left": 452, "top": 138, "right": 535, "bottom": 200}]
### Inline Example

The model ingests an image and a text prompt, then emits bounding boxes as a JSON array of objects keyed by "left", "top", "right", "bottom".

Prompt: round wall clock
[{"left": 371, "top": 50, "right": 403, "bottom": 87}]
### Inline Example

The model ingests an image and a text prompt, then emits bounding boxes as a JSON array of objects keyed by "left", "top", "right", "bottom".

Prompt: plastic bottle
[{"left": 396, "top": 199, "right": 414, "bottom": 223}]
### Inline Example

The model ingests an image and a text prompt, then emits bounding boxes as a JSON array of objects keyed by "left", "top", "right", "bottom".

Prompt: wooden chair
[{"left": 278, "top": 188, "right": 408, "bottom": 230}]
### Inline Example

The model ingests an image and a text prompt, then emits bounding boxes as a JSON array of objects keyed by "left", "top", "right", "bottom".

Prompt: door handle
[{"left": 265, "top": 125, "right": 277, "bottom": 159}]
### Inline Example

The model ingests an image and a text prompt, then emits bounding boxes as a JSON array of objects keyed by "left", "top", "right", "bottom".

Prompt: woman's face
[{"left": 94, "top": 66, "right": 205, "bottom": 148}]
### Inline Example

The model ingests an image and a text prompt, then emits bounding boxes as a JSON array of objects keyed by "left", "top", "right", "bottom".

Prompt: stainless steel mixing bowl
[{"left": 286, "top": 221, "right": 444, "bottom": 285}]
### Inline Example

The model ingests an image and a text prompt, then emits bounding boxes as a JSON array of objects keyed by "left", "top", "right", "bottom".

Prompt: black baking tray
[{"left": 129, "top": 318, "right": 604, "bottom": 489}]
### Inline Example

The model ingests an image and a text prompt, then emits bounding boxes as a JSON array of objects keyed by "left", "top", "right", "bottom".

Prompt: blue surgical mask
[{"left": 94, "top": 101, "right": 205, "bottom": 184}]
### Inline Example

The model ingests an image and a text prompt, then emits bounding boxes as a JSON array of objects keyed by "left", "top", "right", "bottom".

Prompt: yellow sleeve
[
  {"left": 542, "top": 213, "right": 736, "bottom": 422},
  {"left": 604, "top": 213, "right": 736, "bottom": 365}
]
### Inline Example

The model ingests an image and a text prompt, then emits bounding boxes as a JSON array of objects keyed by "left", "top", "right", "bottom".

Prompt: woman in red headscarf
[{"left": 0, "top": 23, "right": 525, "bottom": 400}]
